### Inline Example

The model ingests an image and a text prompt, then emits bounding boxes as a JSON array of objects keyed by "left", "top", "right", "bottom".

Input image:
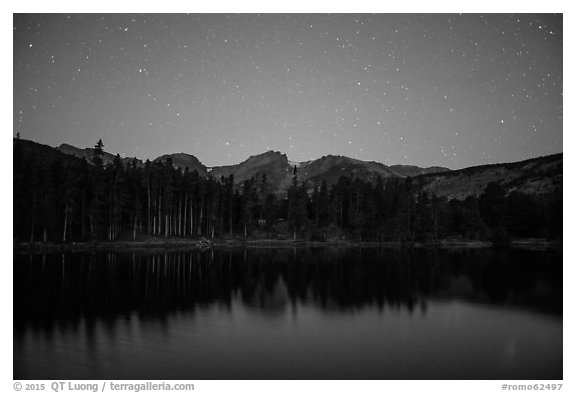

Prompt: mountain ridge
[
  {"left": 56, "top": 142, "right": 451, "bottom": 187},
  {"left": 49, "top": 140, "right": 562, "bottom": 199}
]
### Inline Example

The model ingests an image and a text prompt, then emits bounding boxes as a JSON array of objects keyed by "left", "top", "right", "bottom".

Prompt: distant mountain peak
[
  {"left": 261, "top": 149, "right": 285, "bottom": 156},
  {"left": 245, "top": 150, "right": 287, "bottom": 162},
  {"left": 153, "top": 153, "right": 207, "bottom": 175},
  {"left": 57, "top": 142, "right": 138, "bottom": 167}
]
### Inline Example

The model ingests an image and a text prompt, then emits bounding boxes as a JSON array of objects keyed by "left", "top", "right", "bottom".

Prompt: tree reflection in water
[{"left": 14, "top": 246, "right": 562, "bottom": 338}]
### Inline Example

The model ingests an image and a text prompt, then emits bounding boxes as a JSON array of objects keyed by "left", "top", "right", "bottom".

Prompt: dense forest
[{"left": 14, "top": 138, "right": 562, "bottom": 244}]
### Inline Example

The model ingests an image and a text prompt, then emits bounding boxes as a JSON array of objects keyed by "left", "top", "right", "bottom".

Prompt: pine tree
[{"left": 93, "top": 139, "right": 104, "bottom": 168}]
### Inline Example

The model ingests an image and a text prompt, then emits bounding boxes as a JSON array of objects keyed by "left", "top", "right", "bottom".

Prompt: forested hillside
[{"left": 14, "top": 137, "right": 562, "bottom": 244}]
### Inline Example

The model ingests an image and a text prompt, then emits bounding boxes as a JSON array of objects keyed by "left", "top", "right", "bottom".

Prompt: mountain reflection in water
[{"left": 14, "top": 247, "right": 562, "bottom": 380}]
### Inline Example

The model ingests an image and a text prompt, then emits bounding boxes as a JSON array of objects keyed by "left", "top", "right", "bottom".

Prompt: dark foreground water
[{"left": 14, "top": 247, "right": 562, "bottom": 380}]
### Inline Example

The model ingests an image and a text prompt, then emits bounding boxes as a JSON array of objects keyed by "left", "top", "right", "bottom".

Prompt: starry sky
[{"left": 13, "top": 13, "right": 562, "bottom": 169}]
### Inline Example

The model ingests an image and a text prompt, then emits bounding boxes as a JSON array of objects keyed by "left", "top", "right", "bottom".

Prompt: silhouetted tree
[
  {"left": 93, "top": 139, "right": 104, "bottom": 168},
  {"left": 287, "top": 166, "right": 308, "bottom": 239}
]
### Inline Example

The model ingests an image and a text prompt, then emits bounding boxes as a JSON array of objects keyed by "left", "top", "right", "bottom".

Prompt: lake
[{"left": 14, "top": 246, "right": 562, "bottom": 380}]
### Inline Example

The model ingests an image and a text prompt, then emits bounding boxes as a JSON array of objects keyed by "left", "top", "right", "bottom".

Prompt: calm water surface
[{"left": 14, "top": 247, "right": 562, "bottom": 379}]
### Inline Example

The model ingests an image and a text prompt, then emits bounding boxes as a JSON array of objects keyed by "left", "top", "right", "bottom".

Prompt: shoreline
[{"left": 13, "top": 237, "right": 561, "bottom": 253}]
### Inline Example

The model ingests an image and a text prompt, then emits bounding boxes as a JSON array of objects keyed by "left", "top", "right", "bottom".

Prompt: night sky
[{"left": 13, "top": 13, "right": 562, "bottom": 169}]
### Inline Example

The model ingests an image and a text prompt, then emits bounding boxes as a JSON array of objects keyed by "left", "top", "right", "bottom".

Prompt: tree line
[{"left": 14, "top": 138, "right": 562, "bottom": 244}]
